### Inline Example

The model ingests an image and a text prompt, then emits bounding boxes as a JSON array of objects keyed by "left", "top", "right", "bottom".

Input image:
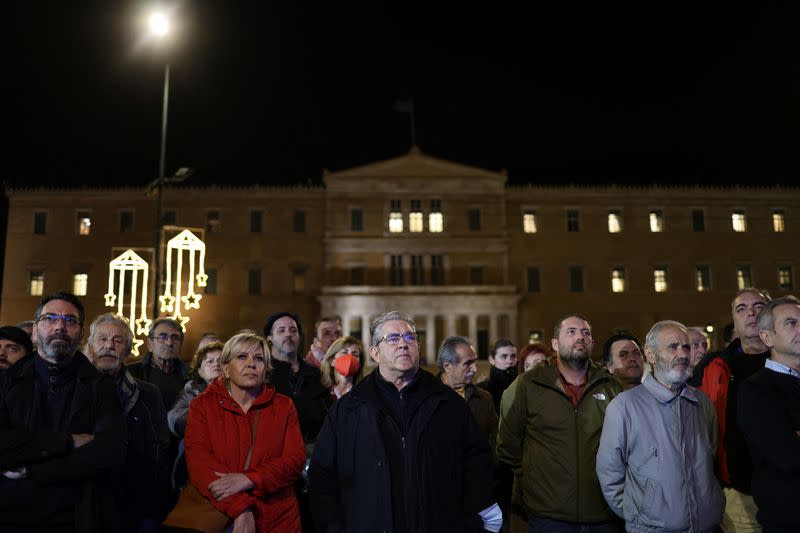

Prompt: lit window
[
  {"left": 649, "top": 210, "right": 663, "bottom": 232},
  {"left": 773, "top": 209, "right": 785, "bottom": 232},
  {"left": 429, "top": 200, "right": 443, "bottom": 233},
  {"left": 206, "top": 210, "right": 220, "bottom": 233},
  {"left": 389, "top": 212, "right": 404, "bottom": 233},
  {"left": 29, "top": 271, "right": 44, "bottom": 296},
  {"left": 523, "top": 210, "right": 538, "bottom": 233},
  {"left": 608, "top": 210, "right": 622, "bottom": 233},
  {"left": 72, "top": 273, "right": 88, "bottom": 296},
  {"left": 292, "top": 269, "right": 306, "bottom": 293},
  {"left": 778, "top": 266, "right": 793, "bottom": 290},
  {"left": 736, "top": 265, "right": 752, "bottom": 289},
  {"left": 732, "top": 210, "right": 747, "bottom": 232},
  {"left": 409, "top": 212, "right": 423, "bottom": 232},
  {"left": 611, "top": 267, "right": 625, "bottom": 293},
  {"left": 696, "top": 266, "right": 711, "bottom": 292},
  {"left": 77, "top": 211, "right": 91, "bottom": 236},
  {"left": 654, "top": 268, "right": 668, "bottom": 292}
]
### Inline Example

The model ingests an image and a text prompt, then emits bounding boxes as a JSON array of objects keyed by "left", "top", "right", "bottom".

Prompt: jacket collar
[
  {"left": 12, "top": 351, "right": 98, "bottom": 381},
  {"left": 530, "top": 359, "right": 613, "bottom": 391},
  {"left": 206, "top": 375, "right": 276, "bottom": 414},
  {"left": 642, "top": 373, "right": 698, "bottom": 404},
  {"left": 350, "top": 368, "right": 447, "bottom": 407}
]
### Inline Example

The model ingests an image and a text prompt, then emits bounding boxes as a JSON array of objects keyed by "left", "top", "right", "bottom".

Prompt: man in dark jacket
[
  {"left": 497, "top": 313, "right": 622, "bottom": 532},
  {"left": 478, "top": 338, "right": 517, "bottom": 412},
  {"left": 738, "top": 296, "right": 800, "bottom": 533},
  {"left": 0, "top": 292, "right": 125, "bottom": 533},
  {"left": 690, "top": 288, "right": 771, "bottom": 532},
  {"left": 127, "top": 317, "right": 189, "bottom": 411},
  {"left": 310, "top": 311, "right": 501, "bottom": 533},
  {"left": 87, "top": 313, "right": 171, "bottom": 533}
]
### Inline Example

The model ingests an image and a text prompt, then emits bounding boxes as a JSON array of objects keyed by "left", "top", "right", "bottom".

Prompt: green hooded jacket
[{"left": 496, "top": 361, "right": 622, "bottom": 523}]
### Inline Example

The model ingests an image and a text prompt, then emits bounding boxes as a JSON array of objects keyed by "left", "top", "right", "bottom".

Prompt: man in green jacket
[{"left": 497, "top": 313, "right": 622, "bottom": 533}]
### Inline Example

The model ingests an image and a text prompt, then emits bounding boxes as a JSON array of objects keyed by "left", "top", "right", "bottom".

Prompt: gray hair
[
  {"left": 370, "top": 311, "right": 416, "bottom": 347},
  {"left": 686, "top": 327, "right": 709, "bottom": 340},
  {"left": 149, "top": 317, "right": 184, "bottom": 339},
  {"left": 644, "top": 320, "right": 687, "bottom": 355},
  {"left": 87, "top": 313, "right": 134, "bottom": 352},
  {"left": 757, "top": 295, "right": 800, "bottom": 333},
  {"left": 438, "top": 336, "right": 473, "bottom": 372}
]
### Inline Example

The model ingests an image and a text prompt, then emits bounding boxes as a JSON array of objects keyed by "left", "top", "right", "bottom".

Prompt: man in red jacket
[{"left": 690, "top": 288, "right": 771, "bottom": 533}]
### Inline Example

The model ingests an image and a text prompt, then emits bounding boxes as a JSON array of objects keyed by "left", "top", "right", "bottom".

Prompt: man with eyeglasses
[
  {"left": 86, "top": 313, "right": 171, "bottom": 533},
  {"left": 128, "top": 317, "right": 189, "bottom": 411},
  {"left": 0, "top": 292, "right": 125, "bottom": 532},
  {"left": 310, "top": 311, "right": 501, "bottom": 533}
]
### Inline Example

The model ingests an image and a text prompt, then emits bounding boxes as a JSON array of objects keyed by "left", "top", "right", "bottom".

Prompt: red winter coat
[{"left": 185, "top": 377, "right": 305, "bottom": 532}]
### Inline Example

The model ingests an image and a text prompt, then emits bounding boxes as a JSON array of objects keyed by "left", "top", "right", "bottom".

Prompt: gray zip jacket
[{"left": 596, "top": 375, "right": 724, "bottom": 533}]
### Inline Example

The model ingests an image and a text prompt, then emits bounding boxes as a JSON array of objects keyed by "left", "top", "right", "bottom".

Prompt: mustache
[
  {"left": 45, "top": 333, "right": 71, "bottom": 343},
  {"left": 96, "top": 349, "right": 119, "bottom": 359},
  {"left": 672, "top": 357, "right": 690, "bottom": 367}
]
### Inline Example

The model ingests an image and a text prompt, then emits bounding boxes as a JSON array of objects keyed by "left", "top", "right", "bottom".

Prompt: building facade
[{"left": 2, "top": 148, "right": 797, "bottom": 363}]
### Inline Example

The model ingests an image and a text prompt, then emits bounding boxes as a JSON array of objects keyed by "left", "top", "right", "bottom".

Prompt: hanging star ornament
[
  {"left": 181, "top": 292, "right": 202, "bottom": 310},
  {"left": 135, "top": 317, "right": 153, "bottom": 337},
  {"left": 131, "top": 338, "right": 145, "bottom": 357},
  {"left": 159, "top": 295, "right": 176, "bottom": 313},
  {"left": 196, "top": 272, "right": 208, "bottom": 287},
  {"left": 104, "top": 293, "right": 117, "bottom": 307}
]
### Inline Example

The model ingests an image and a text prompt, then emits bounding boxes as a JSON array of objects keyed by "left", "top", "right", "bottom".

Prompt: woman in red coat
[{"left": 185, "top": 330, "right": 306, "bottom": 533}]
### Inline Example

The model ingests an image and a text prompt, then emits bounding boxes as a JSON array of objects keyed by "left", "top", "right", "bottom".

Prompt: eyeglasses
[
  {"left": 376, "top": 332, "right": 419, "bottom": 346},
  {"left": 151, "top": 333, "right": 183, "bottom": 343},
  {"left": 36, "top": 313, "right": 81, "bottom": 328}
]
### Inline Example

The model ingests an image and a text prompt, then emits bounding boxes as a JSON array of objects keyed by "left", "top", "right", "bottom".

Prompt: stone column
[
  {"left": 341, "top": 314, "right": 351, "bottom": 337},
  {"left": 488, "top": 313, "right": 498, "bottom": 343},
  {"left": 446, "top": 314, "right": 456, "bottom": 337},
  {"left": 468, "top": 314, "right": 478, "bottom": 344},
  {"left": 361, "top": 314, "right": 372, "bottom": 350},
  {"left": 426, "top": 315, "right": 436, "bottom": 365},
  {"left": 508, "top": 312, "right": 518, "bottom": 345}
]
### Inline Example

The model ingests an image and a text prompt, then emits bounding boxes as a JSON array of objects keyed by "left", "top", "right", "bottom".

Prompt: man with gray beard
[
  {"left": 596, "top": 320, "right": 723, "bottom": 533},
  {"left": 0, "top": 292, "right": 125, "bottom": 532},
  {"left": 498, "top": 314, "right": 622, "bottom": 532},
  {"left": 86, "top": 313, "right": 170, "bottom": 533}
]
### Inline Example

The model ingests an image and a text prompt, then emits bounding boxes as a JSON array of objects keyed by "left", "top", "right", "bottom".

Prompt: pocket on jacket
[{"left": 632, "top": 447, "right": 658, "bottom": 475}]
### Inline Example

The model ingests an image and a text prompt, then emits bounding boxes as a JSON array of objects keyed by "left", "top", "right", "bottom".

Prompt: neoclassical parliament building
[{"left": 2, "top": 148, "right": 798, "bottom": 363}]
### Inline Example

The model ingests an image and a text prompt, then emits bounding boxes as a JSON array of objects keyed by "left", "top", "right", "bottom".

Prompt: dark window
[
  {"left": 350, "top": 266, "right": 365, "bottom": 285},
  {"left": 119, "top": 211, "right": 134, "bottom": 233},
  {"left": 527, "top": 267, "right": 540, "bottom": 292},
  {"left": 204, "top": 268, "right": 218, "bottom": 294},
  {"left": 250, "top": 210, "right": 263, "bottom": 233},
  {"left": 410, "top": 200, "right": 421, "bottom": 211},
  {"left": 390, "top": 199, "right": 401, "bottom": 211},
  {"left": 161, "top": 210, "right": 176, "bottom": 226},
  {"left": 33, "top": 212, "right": 47, "bottom": 234},
  {"left": 293, "top": 210, "right": 306, "bottom": 233},
  {"left": 469, "top": 266, "right": 484, "bottom": 285},
  {"left": 430, "top": 199, "right": 441, "bottom": 211},
  {"left": 390, "top": 255, "right": 404, "bottom": 286},
  {"left": 567, "top": 209, "right": 580, "bottom": 232},
  {"left": 410, "top": 255, "right": 424, "bottom": 285},
  {"left": 351, "top": 208, "right": 363, "bottom": 232},
  {"left": 569, "top": 266, "right": 584, "bottom": 292},
  {"left": 248, "top": 268, "right": 262, "bottom": 295},
  {"left": 692, "top": 209, "right": 705, "bottom": 232},
  {"left": 430, "top": 255, "right": 444, "bottom": 286},
  {"left": 292, "top": 269, "right": 306, "bottom": 293},
  {"left": 206, "top": 210, "right": 220, "bottom": 233},
  {"left": 468, "top": 208, "right": 481, "bottom": 231}
]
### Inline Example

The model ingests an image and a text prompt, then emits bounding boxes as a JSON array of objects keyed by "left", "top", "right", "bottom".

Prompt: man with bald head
[{"left": 597, "top": 320, "right": 723, "bottom": 532}]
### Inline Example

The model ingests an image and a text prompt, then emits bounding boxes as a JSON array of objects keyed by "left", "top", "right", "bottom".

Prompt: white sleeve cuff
[{"left": 479, "top": 502, "right": 503, "bottom": 533}]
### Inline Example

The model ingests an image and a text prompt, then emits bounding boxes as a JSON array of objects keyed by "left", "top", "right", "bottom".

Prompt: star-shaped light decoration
[
  {"left": 135, "top": 317, "right": 153, "bottom": 337},
  {"left": 181, "top": 292, "right": 202, "bottom": 310},
  {"left": 159, "top": 295, "right": 176, "bottom": 313},
  {"left": 104, "top": 293, "right": 117, "bottom": 307},
  {"left": 176, "top": 315, "right": 191, "bottom": 332},
  {"left": 196, "top": 272, "right": 208, "bottom": 287},
  {"left": 131, "top": 338, "right": 145, "bottom": 357}
]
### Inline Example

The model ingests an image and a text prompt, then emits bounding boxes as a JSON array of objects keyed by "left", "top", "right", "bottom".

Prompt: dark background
[{"left": 5, "top": 2, "right": 799, "bottom": 187}]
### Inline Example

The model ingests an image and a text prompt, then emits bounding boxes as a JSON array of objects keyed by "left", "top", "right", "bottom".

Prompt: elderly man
[
  {"left": 0, "top": 326, "right": 33, "bottom": 371},
  {"left": 596, "top": 320, "right": 724, "bottom": 532},
  {"left": 86, "top": 313, "right": 171, "bottom": 533},
  {"left": 687, "top": 327, "right": 710, "bottom": 370},
  {"left": 479, "top": 338, "right": 518, "bottom": 411},
  {"left": 310, "top": 311, "right": 501, "bottom": 533},
  {"left": 602, "top": 332, "right": 644, "bottom": 390},
  {"left": 690, "top": 288, "right": 771, "bottom": 533},
  {"left": 304, "top": 316, "right": 342, "bottom": 368},
  {"left": 128, "top": 317, "right": 189, "bottom": 411},
  {"left": 497, "top": 313, "right": 622, "bottom": 533},
  {"left": 439, "top": 336, "right": 498, "bottom": 448},
  {"left": 0, "top": 292, "right": 125, "bottom": 532},
  {"left": 738, "top": 296, "right": 800, "bottom": 533}
]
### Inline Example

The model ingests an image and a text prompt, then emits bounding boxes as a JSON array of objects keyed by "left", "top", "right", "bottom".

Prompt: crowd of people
[{"left": 0, "top": 287, "right": 796, "bottom": 533}]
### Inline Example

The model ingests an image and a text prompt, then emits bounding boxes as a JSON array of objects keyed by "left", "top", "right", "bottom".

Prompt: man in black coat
[
  {"left": 310, "top": 311, "right": 500, "bottom": 533},
  {"left": 738, "top": 296, "right": 800, "bottom": 533},
  {"left": 0, "top": 292, "right": 126, "bottom": 533},
  {"left": 86, "top": 312, "right": 171, "bottom": 533}
]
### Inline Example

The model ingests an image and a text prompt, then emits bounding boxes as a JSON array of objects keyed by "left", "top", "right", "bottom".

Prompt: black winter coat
[
  {"left": 309, "top": 369, "right": 494, "bottom": 533},
  {"left": 0, "top": 353, "right": 126, "bottom": 533}
]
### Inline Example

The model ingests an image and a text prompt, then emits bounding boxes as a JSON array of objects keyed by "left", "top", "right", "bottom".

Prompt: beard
[
  {"left": 39, "top": 332, "right": 79, "bottom": 366},
  {"left": 94, "top": 348, "right": 123, "bottom": 375},
  {"left": 654, "top": 356, "right": 691, "bottom": 387},
  {"left": 559, "top": 343, "right": 590, "bottom": 369}
]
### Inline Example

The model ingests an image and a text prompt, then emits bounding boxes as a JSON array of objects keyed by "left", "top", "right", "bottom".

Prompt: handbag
[{"left": 162, "top": 410, "right": 263, "bottom": 533}]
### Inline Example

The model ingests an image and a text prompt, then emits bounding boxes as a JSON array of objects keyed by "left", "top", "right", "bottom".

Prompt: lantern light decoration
[
  {"left": 160, "top": 229, "right": 208, "bottom": 331},
  {"left": 104, "top": 249, "right": 152, "bottom": 356}
]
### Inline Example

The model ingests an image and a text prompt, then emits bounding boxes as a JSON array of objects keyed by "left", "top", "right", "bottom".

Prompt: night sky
[{"left": 6, "top": 2, "right": 800, "bottom": 187}]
